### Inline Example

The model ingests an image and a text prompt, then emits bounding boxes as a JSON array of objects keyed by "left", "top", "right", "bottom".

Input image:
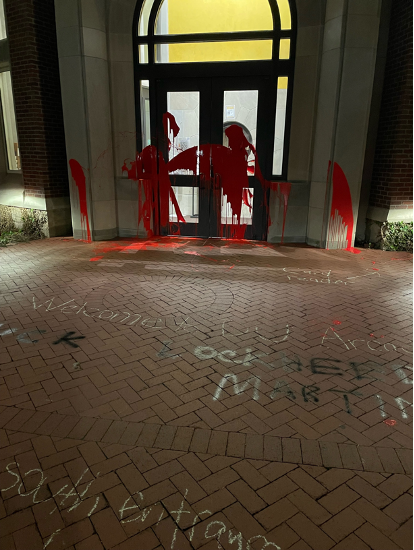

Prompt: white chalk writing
[
  {"left": 321, "top": 326, "right": 412, "bottom": 355},
  {"left": 32, "top": 296, "right": 198, "bottom": 332},
  {"left": 1, "top": 462, "right": 100, "bottom": 548}
]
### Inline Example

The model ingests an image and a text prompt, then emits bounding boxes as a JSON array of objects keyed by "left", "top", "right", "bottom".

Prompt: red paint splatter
[
  {"left": 163, "top": 112, "right": 180, "bottom": 150},
  {"left": 333, "top": 320, "right": 341, "bottom": 325},
  {"left": 89, "top": 256, "right": 103, "bottom": 262},
  {"left": 122, "top": 144, "right": 185, "bottom": 236},
  {"left": 122, "top": 114, "right": 291, "bottom": 241},
  {"left": 327, "top": 163, "right": 355, "bottom": 251},
  {"left": 69, "top": 159, "right": 91, "bottom": 242},
  {"left": 383, "top": 419, "right": 397, "bottom": 427},
  {"left": 370, "top": 333, "right": 374, "bottom": 337},
  {"left": 372, "top": 268, "right": 379, "bottom": 271}
]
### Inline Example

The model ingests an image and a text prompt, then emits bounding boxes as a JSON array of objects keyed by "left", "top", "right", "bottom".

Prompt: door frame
[{"left": 155, "top": 75, "right": 272, "bottom": 239}]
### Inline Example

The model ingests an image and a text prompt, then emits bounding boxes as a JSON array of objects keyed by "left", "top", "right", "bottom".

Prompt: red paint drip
[
  {"left": 122, "top": 115, "right": 291, "bottom": 241},
  {"left": 163, "top": 112, "right": 180, "bottom": 150},
  {"left": 69, "top": 159, "right": 91, "bottom": 242},
  {"left": 122, "top": 144, "right": 185, "bottom": 236},
  {"left": 328, "top": 163, "right": 354, "bottom": 250}
]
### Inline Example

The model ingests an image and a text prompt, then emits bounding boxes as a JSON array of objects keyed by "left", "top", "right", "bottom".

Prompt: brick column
[
  {"left": 4, "top": 0, "right": 71, "bottom": 236},
  {"left": 369, "top": 0, "right": 413, "bottom": 218}
]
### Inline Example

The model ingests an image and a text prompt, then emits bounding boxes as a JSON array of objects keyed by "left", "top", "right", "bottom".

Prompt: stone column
[
  {"left": 307, "top": 0, "right": 384, "bottom": 248},
  {"left": 54, "top": 0, "right": 117, "bottom": 240}
]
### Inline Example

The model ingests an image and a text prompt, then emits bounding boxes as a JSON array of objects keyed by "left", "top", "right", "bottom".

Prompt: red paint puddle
[
  {"left": 69, "top": 159, "right": 91, "bottom": 242},
  {"left": 346, "top": 247, "right": 361, "bottom": 254},
  {"left": 383, "top": 419, "right": 397, "bottom": 427}
]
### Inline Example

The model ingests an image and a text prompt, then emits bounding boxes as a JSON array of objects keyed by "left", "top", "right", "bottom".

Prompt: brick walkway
[{"left": 0, "top": 237, "right": 412, "bottom": 550}]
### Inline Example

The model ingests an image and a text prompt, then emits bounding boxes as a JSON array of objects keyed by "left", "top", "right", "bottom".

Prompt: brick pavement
[{"left": 0, "top": 237, "right": 412, "bottom": 549}]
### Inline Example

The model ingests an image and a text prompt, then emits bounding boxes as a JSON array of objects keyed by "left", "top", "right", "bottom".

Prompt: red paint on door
[{"left": 122, "top": 114, "right": 291, "bottom": 241}]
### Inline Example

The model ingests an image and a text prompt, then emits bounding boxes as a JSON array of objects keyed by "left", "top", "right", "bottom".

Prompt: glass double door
[{"left": 156, "top": 76, "right": 270, "bottom": 240}]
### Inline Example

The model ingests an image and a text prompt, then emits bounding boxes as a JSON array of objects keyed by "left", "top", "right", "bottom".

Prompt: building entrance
[
  {"left": 156, "top": 77, "right": 270, "bottom": 239},
  {"left": 133, "top": 0, "right": 296, "bottom": 240}
]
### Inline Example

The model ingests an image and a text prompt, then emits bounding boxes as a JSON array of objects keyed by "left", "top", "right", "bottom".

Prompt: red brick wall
[
  {"left": 4, "top": 0, "right": 68, "bottom": 199},
  {"left": 369, "top": 0, "right": 413, "bottom": 212}
]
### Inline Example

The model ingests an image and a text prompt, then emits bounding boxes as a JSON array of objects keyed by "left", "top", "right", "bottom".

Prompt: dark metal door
[{"left": 155, "top": 75, "right": 271, "bottom": 240}]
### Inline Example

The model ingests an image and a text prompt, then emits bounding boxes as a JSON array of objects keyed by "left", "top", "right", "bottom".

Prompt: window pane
[
  {"left": 276, "top": 0, "right": 292, "bottom": 30},
  {"left": 139, "top": 44, "right": 148, "bottom": 63},
  {"left": 169, "top": 186, "right": 198, "bottom": 223},
  {"left": 138, "top": 0, "right": 156, "bottom": 36},
  {"left": 140, "top": 80, "right": 151, "bottom": 147},
  {"left": 156, "top": 40, "right": 272, "bottom": 63},
  {"left": 0, "top": 0, "right": 6, "bottom": 40},
  {"left": 223, "top": 90, "right": 258, "bottom": 176},
  {"left": 167, "top": 91, "right": 199, "bottom": 173},
  {"left": 0, "top": 72, "right": 20, "bottom": 170},
  {"left": 279, "top": 38, "right": 290, "bottom": 59},
  {"left": 272, "top": 77, "right": 288, "bottom": 175},
  {"left": 155, "top": 0, "right": 273, "bottom": 35}
]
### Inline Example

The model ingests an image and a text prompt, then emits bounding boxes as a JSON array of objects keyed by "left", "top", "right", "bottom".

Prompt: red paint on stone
[{"left": 69, "top": 159, "right": 91, "bottom": 242}]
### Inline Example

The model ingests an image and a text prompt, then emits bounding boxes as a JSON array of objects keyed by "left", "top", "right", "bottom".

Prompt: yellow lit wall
[{"left": 167, "top": 0, "right": 291, "bottom": 74}]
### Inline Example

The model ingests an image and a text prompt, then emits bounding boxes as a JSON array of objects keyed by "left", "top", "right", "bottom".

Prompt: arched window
[{"left": 133, "top": 0, "right": 296, "bottom": 178}]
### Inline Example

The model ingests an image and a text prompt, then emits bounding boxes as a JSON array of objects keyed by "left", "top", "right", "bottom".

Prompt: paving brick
[
  {"left": 287, "top": 489, "right": 332, "bottom": 525},
  {"left": 13, "top": 524, "right": 43, "bottom": 550},
  {"left": 200, "top": 467, "right": 239, "bottom": 495},
  {"left": 355, "top": 522, "right": 402, "bottom": 550},
  {"left": 227, "top": 432, "right": 246, "bottom": 458},
  {"left": 255, "top": 497, "right": 298, "bottom": 530},
  {"left": 258, "top": 475, "right": 299, "bottom": 505},
  {"left": 288, "top": 512, "right": 335, "bottom": 550},
  {"left": 322, "top": 507, "right": 366, "bottom": 543},
  {"left": 170, "top": 471, "right": 207, "bottom": 504},
  {"left": 383, "top": 494, "right": 413, "bottom": 525},
  {"left": 318, "top": 484, "right": 359, "bottom": 514},
  {"left": 287, "top": 468, "right": 327, "bottom": 499},
  {"left": 224, "top": 502, "right": 265, "bottom": 540},
  {"left": 231, "top": 460, "right": 268, "bottom": 490},
  {"left": 377, "top": 474, "right": 413, "bottom": 500},
  {"left": 227, "top": 479, "right": 266, "bottom": 514},
  {"left": 352, "top": 497, "right": 399, "bottom": 536},
  {"left": 91, "top": 508, "right": 127, "bottom": 548},
  {"left": 390, "top": 519, "right": 413, "bottom": 550},
  {"left": 301, "top": 438, "right": 323, "bottom": 466},
  {"left": 377, "top": 447, "right": 405, "bottom": 474},
  {"left": 75, "top": 534, "right": 104, "bottom": 550},
  {"left": 347, "top": 475, "right": 392, "bottom": 508},
  {"left": 177, "top": 452, "right": 210, "bottom": 481},
  {"left": 331, "top": 533, "right": 371, "bottom": 550}
]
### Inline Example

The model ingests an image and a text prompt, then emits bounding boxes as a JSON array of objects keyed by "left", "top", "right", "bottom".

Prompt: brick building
[
  {"left": 0, "top": 0, "right": 411, "bottom": 245},
  {"left": 364, "top": 0, "right": 413, "bottom": 235}
]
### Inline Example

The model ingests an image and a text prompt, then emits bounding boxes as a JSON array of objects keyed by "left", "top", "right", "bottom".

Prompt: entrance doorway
[
  {"left": 156, "top": 77, "right": 270, "bottom": 239},
  {"left": 133, "top": 0, "right": 296, "bottom": 241}
]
